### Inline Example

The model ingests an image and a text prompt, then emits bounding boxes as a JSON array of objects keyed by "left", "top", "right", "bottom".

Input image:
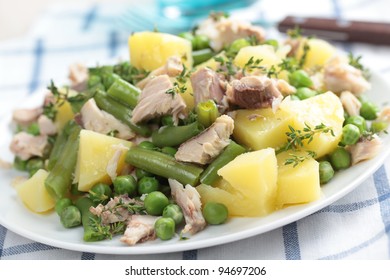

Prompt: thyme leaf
[{"left": 284, "top": 151, "right": 317, "bottom": 167}]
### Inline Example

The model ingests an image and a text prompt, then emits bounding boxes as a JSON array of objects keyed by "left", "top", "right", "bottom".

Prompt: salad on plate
[{"left": 6, "top": 13, "right": 390, "bottom": 246}]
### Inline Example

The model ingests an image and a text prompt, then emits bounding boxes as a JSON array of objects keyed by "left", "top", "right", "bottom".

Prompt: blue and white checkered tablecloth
[{"left": 1, "top": 0, "right": 390, "bottom": 260}]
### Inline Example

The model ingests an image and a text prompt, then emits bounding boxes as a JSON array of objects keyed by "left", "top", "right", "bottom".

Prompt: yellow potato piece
[
  {"left": 233, "top": 106, "right": 295, "bottom": 151},
  {"left": 234, "top": 45, "right": 284, "bottom": 74},
  {"left": 197, "top": 182, "right": 247, "bottom": 217},
  {"left": 74, "top": 130, "right": 133, "bottom": 192},
  {"left": 296, "top": 38, "right": 336, "bottom": 69},
  {"left": 276, "top": 151, "right": 321, "bottom": 208},
  {"left": 129, "top": 31, "right": 192, "bottom": 71},
  {"left": 288, "top": 91, "right": 344, "bottom": 158},
  {"left": 54, "top": 101, "right": 74, "bottom": 131},
  {"left": 16, "top": 169, "right": 55, "bottom": 213},
  {"left": 214, "top": 148, "right": 278, "bottom": 216}
]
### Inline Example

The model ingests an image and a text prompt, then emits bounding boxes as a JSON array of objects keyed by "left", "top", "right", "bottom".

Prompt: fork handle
[{"left": 277, "top": 16, "right": 390, "bottom": 45}]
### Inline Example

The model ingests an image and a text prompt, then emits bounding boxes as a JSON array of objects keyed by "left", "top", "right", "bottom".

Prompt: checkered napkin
[{"left": 0, "top": 0, "right": 389, "bottom": 260}]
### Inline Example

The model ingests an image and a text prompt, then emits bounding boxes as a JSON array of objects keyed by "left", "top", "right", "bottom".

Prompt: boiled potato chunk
[
  {"left": 296, "top": 38, "right": 336, "bottom": 69},
  {"left": 129, "top": 31, "right": 192, "bottom": 71},
  {"left": 214, "top": 148, "right": 278, "bottom": 216},
  {"left": 74, "top": 130, "right": 133, "bottom": 192},
  {"left": 54, "top": 101, "right": 74, "bottom": 131},
  {"left": 197, "top": 181, "right": 246, "bottom": 217},
  {"left": 16, "top": 169, "right": 55, "bottom": 213},
  {"left": 288, "top": 91, "right": 344, "bottom": 158},
  {"left": 233, "top": 106, "right": 295, "bottom": 150},
  {"left": 234, "top": 45, "right": 283, "bottom": 70},
  {"left": 276, "top": 151, "right": 320, "bottom": 208},
  {"left": 178, "top": 79, "right": 194, "bottom": 111}
]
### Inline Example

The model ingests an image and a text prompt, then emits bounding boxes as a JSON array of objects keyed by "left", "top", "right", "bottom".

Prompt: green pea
[
  {"left": 161, "top": 115, "right": 174, "bottom": 126},
  {"left": 288, "top": 70, "right": 313, "bottom": 88},
  {"left": 319, "top": 161, "right": 335, "bottom": 184},
  {"left": 113, "top": 175, "right": 137, "bottom": 196},
  {"left": 163, "top": 204, "right": 184, "bottom": 225},
  {"left": 161, "top": 146, "right": 177, "bottom": 157},
  {"left": 144, "top": 191, "right": 169, "bottom": 216},
  {"left": 192, "top": 34, "right": 210, "bottom": 50},
  {"left": 295, "top": 87, "right": 317, "bottom": 100},
  {"left": 88, "top": 183, "right": 112, "bottom": 204},
  {"left": 55, "top": 198, "right": 73, "bottom": 216},
  {"left": 202, "top": 202, "right": 228, "bottom": 225},
  {"left": 138, "top": 176, "right": 159, "bottom": 195},
  {"left": 330, "top": 147, "right": 351, "bottom": 170},
  {"left": 341, "top": 124, "right": 361, "bottom": 146},
  {"left": 360, "top": 101, "right": 379, "bottom": 120},
  {"left": 226, "top": 38, "right": 251, "bottom": 56},
  {"left": 60, "top": 205, "right": 81, "bottom": 228},
  {"left": 371, "top": 121, "right": 388, "bottom": 133},
  {"left": 88, "top": 74, "right": 102, "bottom": 88},
  {"left": 345, "top": 115, "right": 367, "bottom": 133},
  {"left": 135, "top": 168, "right": 152, "bottom": 180},
  {"left": 178, "top": 32, "right": 194, "bottom": 42},
  {"left": 154, "top": 217, "right": 176, "bottom": 240},
  {"left": 26, "top": 158, "right": 44, "bottom": 177},
  {"left": 13, "top": 156, "right": 28, "bottom": 171},
  {"left": 138, "top": 141, "right": 157, "bottom": 150}
]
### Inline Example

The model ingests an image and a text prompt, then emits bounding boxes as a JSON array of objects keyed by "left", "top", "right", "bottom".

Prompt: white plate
[{"left": 1, "top": 72, "right": 390, "bottom": 255}]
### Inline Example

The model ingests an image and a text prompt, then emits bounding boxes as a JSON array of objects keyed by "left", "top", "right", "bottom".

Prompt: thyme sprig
[
  {"left": 284, "top": 151, "right": 317, "bottom": 167},
  {"left": 89, "top": 216, "right": 127, "bottom": 240},
  {"left": 348, "top": 52, "right": 370, "bottom": 79},
  {"left": 279, "top": 123, "right": 333, "bottom": 166},
  {"left": 165, "top": 65, "right": 191, "bottom": 97},
  {"left": 110, "top": 198, "right": 147, "bottom": 216},
  {"left": 43, "top": 80, "right": 69, "bottom": 120},
  {"left": 165, "top": 82, "right": 188, "bottom": 97},
  {"left": 284, "top": 123, "right": 335, "bottom": 152}
]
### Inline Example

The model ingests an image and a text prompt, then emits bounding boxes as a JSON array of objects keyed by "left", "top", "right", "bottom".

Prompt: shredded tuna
[
  {"left": 90, "top": 195, "right": 144, "bottom": 225},
  {"left": 120, "top": 215, "right": 158, "bottom": 246},
  {"left": 226, "top": 76, "right": 283, "bottom": 109},
  {"left": 274, "top": 79, "right": 296, "bottom": 96},
  {"left": 131, "top": 75, "right": 187, "bottom": 124},
  {"left": 80, "top": 99, "right": 135, "bottom": 140},
  {"left": 323, "top": 56, "right": 371, "bottom": 95},
  {"left": 196, "top": 16, "right": 265, "bottom": 51},
  {"left": 136, "top": 56, "right": 183, "bottom": 89},
  {"left": 9, "top": 132, "right": 48, "bottom": 160},
  {"left": 340, "top": 91, "right": 361, "bottom": 117},
  {"left": 169, "top": 179, "right": 206, "bottom": 235},
  {"left": 190, "top": 67, "right": 226, "bottom": 105},
  {"left": 348, "top": 136, "right": 382, "bottom": 165},
  {"left": 37, "top": 115, "right": 57, "bottom": 136},
  {"left": 69, "top": 63, "right": 88, "bottom": 91},
  {"left": 12, "top": 107, "right": 42, "bottom": 126},
  {"left": 377, "top": 106, "right": 390, "bottom": 123},
  {"left": 175, "top": 115, "right": 234, "bottom": 165},
  {"left": 106, "top": 144, "right": 130, "bottom": 181}
]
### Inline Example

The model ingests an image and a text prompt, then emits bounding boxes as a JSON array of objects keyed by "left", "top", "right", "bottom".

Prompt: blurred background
[{"left": 1, "top": 0, "right": 390, "bottom": 260}]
